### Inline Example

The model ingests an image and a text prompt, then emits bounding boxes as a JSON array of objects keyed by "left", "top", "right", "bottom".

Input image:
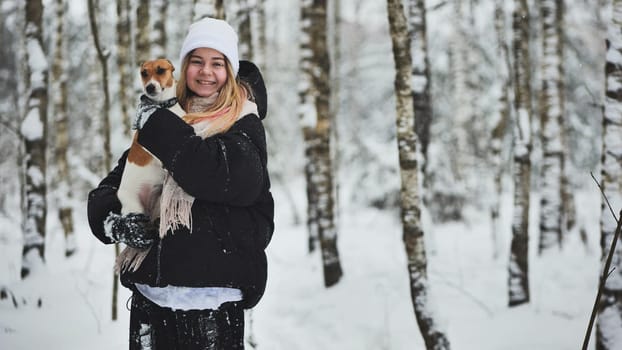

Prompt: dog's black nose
[{"left": 146, "top": 84, "right": 156, "bottom": 95}]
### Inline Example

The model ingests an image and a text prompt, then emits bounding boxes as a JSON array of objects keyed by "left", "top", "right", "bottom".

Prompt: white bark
[
  {"left": 21, "top": 0, "right": 48, "bottom": 279},
  {"left": 135, "top": 0, "right": 150, "bottom": 65},
  {"left": 299, "top": 0, "right": 342, "bottom": 286},
  {"left": 116, "top": 0, "right": 132, "bottom": 135},
  {"left": 387, "top": 0, "right": 450, "bottom": 348},
  {"left": 508, "top": 0, "right": 532, "bottom": 307},
  {"left": 52, "top": 0, "right": 76, "bottom": 257},
  {"left": 193, "top": 0, "right": 225, "bottom": 21},
  {"left": 538, "top": 0, "right": 564, "bottom": 255},
  {"left": 408, "top": 0, "right": 432, "bottom": 176},
  {"left": 233, "top": 0, "right": 252, "bottom": 60},
  {"left": 597, "top": 1, "right": 622, "bottom": 347},
  {"left": 490, "top": 0, "right": 511, "bottom": 260},
  {"left": 151, "top": 0, "right": 167, "bottom": 59}
]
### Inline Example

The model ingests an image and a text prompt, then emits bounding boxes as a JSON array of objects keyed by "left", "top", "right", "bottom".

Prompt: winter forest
[{"left": 0, "top": 0, "right": 619, "bottom": 349}]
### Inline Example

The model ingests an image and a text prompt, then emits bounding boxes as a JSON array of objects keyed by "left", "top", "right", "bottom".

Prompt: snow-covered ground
[{"left": 0, "top": 180, "right": 604, "bottom": 349}]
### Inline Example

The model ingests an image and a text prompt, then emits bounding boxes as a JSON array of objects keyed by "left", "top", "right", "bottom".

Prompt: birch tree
[
  {"left": 235, "top": 0, "right": 253, "bottom": 59},
  {"left": 299, "top": 0, "right": 343, "bottom": 287},
  {"left": 51, "top": 0, "right": 76, "bottom": 257},
  {"left": 193, "top": 0, "right": 225, "bottom": 21},
  {"left": 387, "top": 0, "right": 450, "bottom": 348},
  {"left": 21, "top": 0, "right": 49, "bottom": 279},
  {"left": 596, "top": 1, "right": 622, "bottom": 346},
  {"left": 0, "top": 2, "right": 22, "bottom": 222},
  {"left": 427, "top": 0, "right": 474, "bottom": 223},
  {"left": 151, "top": 0, "right": 168, "bottom": 59},
  {"left": 329, "top": 0, "right": 341, "bottom": 229},
  {"left": 255, "top": 0, "right": 267, "bottom": 68},
  {"left": 135, "top": 0, "right": 150, "bottom": 65},
  {"left": 490, "top": 0, "right": 511, "bottom": 259},
  {"left": 88, "top": 0, "right": 115, "bottom": 319},
  {"left": 537, "top": 0, "right": 565, "bottom": 254},
  {"left": 116, "top": 0, "right": 132, "bottom": 135},
  {"left": 508, "top": 0, "right": 533, "bottom": 307},
  {"left": 559, "top": 0, "right": 576, "bottom": 240},
  {"left": 408, "top": 0, "right": 432, "bottom": 174}
]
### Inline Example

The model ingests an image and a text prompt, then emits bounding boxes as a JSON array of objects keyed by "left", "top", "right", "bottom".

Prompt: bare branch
[
  {"left": 590, "top": 172, "right": 618, "bottom": 221},
  {"left": 582, "top": 175, "right": 622, "bottom": 349},
  {"left": 0, "top": 115, "right": 23, "bottom": 140}
]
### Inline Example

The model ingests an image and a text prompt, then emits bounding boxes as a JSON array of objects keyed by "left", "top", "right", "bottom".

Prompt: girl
[{"left": 87, "top": 18, "right": 273, "bottom": 349}]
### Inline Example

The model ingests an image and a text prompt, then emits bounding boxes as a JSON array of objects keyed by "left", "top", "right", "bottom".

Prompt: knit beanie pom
[{"left": 179, "top": 18, "right": 239, "bottom": 76}]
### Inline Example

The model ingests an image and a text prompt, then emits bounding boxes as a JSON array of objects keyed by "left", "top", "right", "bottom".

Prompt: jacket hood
[{"left": 239, "top": 60, "right": 267, "bottom": 120}]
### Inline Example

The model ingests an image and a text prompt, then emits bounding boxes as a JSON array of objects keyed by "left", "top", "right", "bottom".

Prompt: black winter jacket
[{"left": 87, "top": 62, "right": 274, "bottom": 309}]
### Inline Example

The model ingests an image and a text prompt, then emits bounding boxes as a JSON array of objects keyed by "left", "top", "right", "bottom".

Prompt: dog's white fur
[{"left": 117, "top": 59, "right": 185, "bottom": 216}]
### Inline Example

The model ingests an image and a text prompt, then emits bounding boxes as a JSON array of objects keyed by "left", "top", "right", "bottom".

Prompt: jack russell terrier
[{"left": 116, "top": 59, "right": 185, "bottom": 218}]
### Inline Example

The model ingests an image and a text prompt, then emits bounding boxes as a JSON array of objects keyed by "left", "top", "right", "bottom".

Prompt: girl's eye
[{"left": 190, "top": 60, "right": 203, "bottom": 65}]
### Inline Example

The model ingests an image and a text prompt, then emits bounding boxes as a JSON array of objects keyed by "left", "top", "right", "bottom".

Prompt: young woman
[{"left": 87, "top": 18, "right": 273, "bottom": 349}]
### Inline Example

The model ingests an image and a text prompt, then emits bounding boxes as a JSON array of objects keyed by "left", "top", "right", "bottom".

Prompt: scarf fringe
[
  {"left": 115, "top": 246, "right": 152, "bottom": 274},
  {"left": 159, "top": 174, "right": 194, "bottom": 238}
]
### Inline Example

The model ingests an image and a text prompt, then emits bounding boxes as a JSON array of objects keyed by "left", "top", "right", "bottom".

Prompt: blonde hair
[{"left": 177, "top": 52, "right": 250, "bottom": 136}]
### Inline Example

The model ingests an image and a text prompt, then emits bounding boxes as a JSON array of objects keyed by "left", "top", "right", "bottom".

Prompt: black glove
[
  {"left": 133, "top": 95, "right": 160, "bottom": 130},
  {"left": 104, "top": 212, "right": 157, "bottom": 249},
  {"left": 133, "top": 94, "right": 178, "bottom": 130}
]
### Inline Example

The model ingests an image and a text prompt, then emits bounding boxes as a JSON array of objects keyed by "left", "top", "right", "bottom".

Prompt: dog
[{"left": 116, "top": 59, "right": 185, "bottom": 217}]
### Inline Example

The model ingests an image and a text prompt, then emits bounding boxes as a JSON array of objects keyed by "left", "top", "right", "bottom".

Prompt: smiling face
[{"left": 185, "top": 48, "right": 228, "bottom": 98}]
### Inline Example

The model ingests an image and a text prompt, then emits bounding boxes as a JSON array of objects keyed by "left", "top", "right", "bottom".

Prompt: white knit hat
[{"left": 179, "top": 18, "right": 240, "bottom": 76}]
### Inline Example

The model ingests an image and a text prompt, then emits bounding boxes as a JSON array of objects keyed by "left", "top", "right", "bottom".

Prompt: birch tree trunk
[
  {"left": 235, "top": 0, "right": 253, "bottom": 60},
  {"left": 387, "top": 0, "right": 450, "bottom": 348},
  {"left": 596, "top": 1, "right": 622, "bottom": 347},
  {"left": 116, "top": 0, "right": 132, "bottom": 135},
  {"left": 490, "top": 0, "right": 511, "bottom": 260},
  {"left": 135, "top": 0, "right": 151, "bottom": 65},
  {"left": 301, "top": 0, "right": 319, "bottom": 253},
  {"left": 193, "top": 0, "right": 225, "bottom": 21},
  {"left": 0, "top": 0, "right": 22, "bottom": 221},
  {"left": 52, "top": 0, "right": 76, "bottom": 257},
  {"left": 508, "top": 0, "right": 533, "bottom": 307},
  {"left": 255, "top": 0, "right": 267, "bottom": 68},
  {"left": 151, "top": 0, "right": 168, "bottom": 59},
  {"left": 408, "top": 0, "right": 432, "bottom": 175},
  {"left": 21, "top": 0, "right": 49, "bottom": 279},
  {"left": 88, "top": 0, "right": 115, "bottom": 320},
  {"left": 559, "top": 0, "right": 576, "bottom": 238},
  {"left": 329, "top": 0, "right": 341, "bottom": 232},
  {"left": 537, "top": 0, "right": 564, "bottom": 255},
  {"left": 299, "top": 0, "right": 342, "bottom": 287}
]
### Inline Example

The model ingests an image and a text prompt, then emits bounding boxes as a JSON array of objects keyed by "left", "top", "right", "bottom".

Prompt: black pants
[{"left": 129, "top": 292, "right": 245, "bottom": 350}]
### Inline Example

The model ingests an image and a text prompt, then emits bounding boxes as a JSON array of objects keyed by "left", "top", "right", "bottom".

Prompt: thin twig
[
  {"left": 582, "top": 175, "right": 622, "bottom": 350},
  {"left": 74, "top": 277, "right": 102, "bottom": 334},
  {"left": 430, "top": 272, "right": 495, "bottom": 317},
  {"left": 590, "top": 172, "right": 618, "bottom": 221},
  {"left": 0, "top": 117, "right": 23, "bottom": 140},
  {"left": 428, "top": 1, "right": 448, "bottom": 12}
]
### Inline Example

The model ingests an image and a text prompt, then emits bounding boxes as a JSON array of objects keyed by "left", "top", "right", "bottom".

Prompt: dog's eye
[
  {"left": 141, "top": 70, "right": 148, "bottom": 78},
  {"left": 156, "top": 67, "right": 165, "bottom": 75}
]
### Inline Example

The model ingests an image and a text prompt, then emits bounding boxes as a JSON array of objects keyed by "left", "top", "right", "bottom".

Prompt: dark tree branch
[
  {"left": 0, "top": 115, "right": 23, "bottom": 140},
  {"left": 582, "top": 173, "right": 622, "bottom": 350}
]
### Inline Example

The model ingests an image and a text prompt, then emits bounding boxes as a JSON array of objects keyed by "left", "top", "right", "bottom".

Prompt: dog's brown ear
[{"left": 165, "top": 59, "right": 175, "bottom": 72}]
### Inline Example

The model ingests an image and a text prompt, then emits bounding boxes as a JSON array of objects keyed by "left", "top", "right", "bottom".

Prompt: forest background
[{"left": 0, "top": 0, "right": 616, "bottom": 349}]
